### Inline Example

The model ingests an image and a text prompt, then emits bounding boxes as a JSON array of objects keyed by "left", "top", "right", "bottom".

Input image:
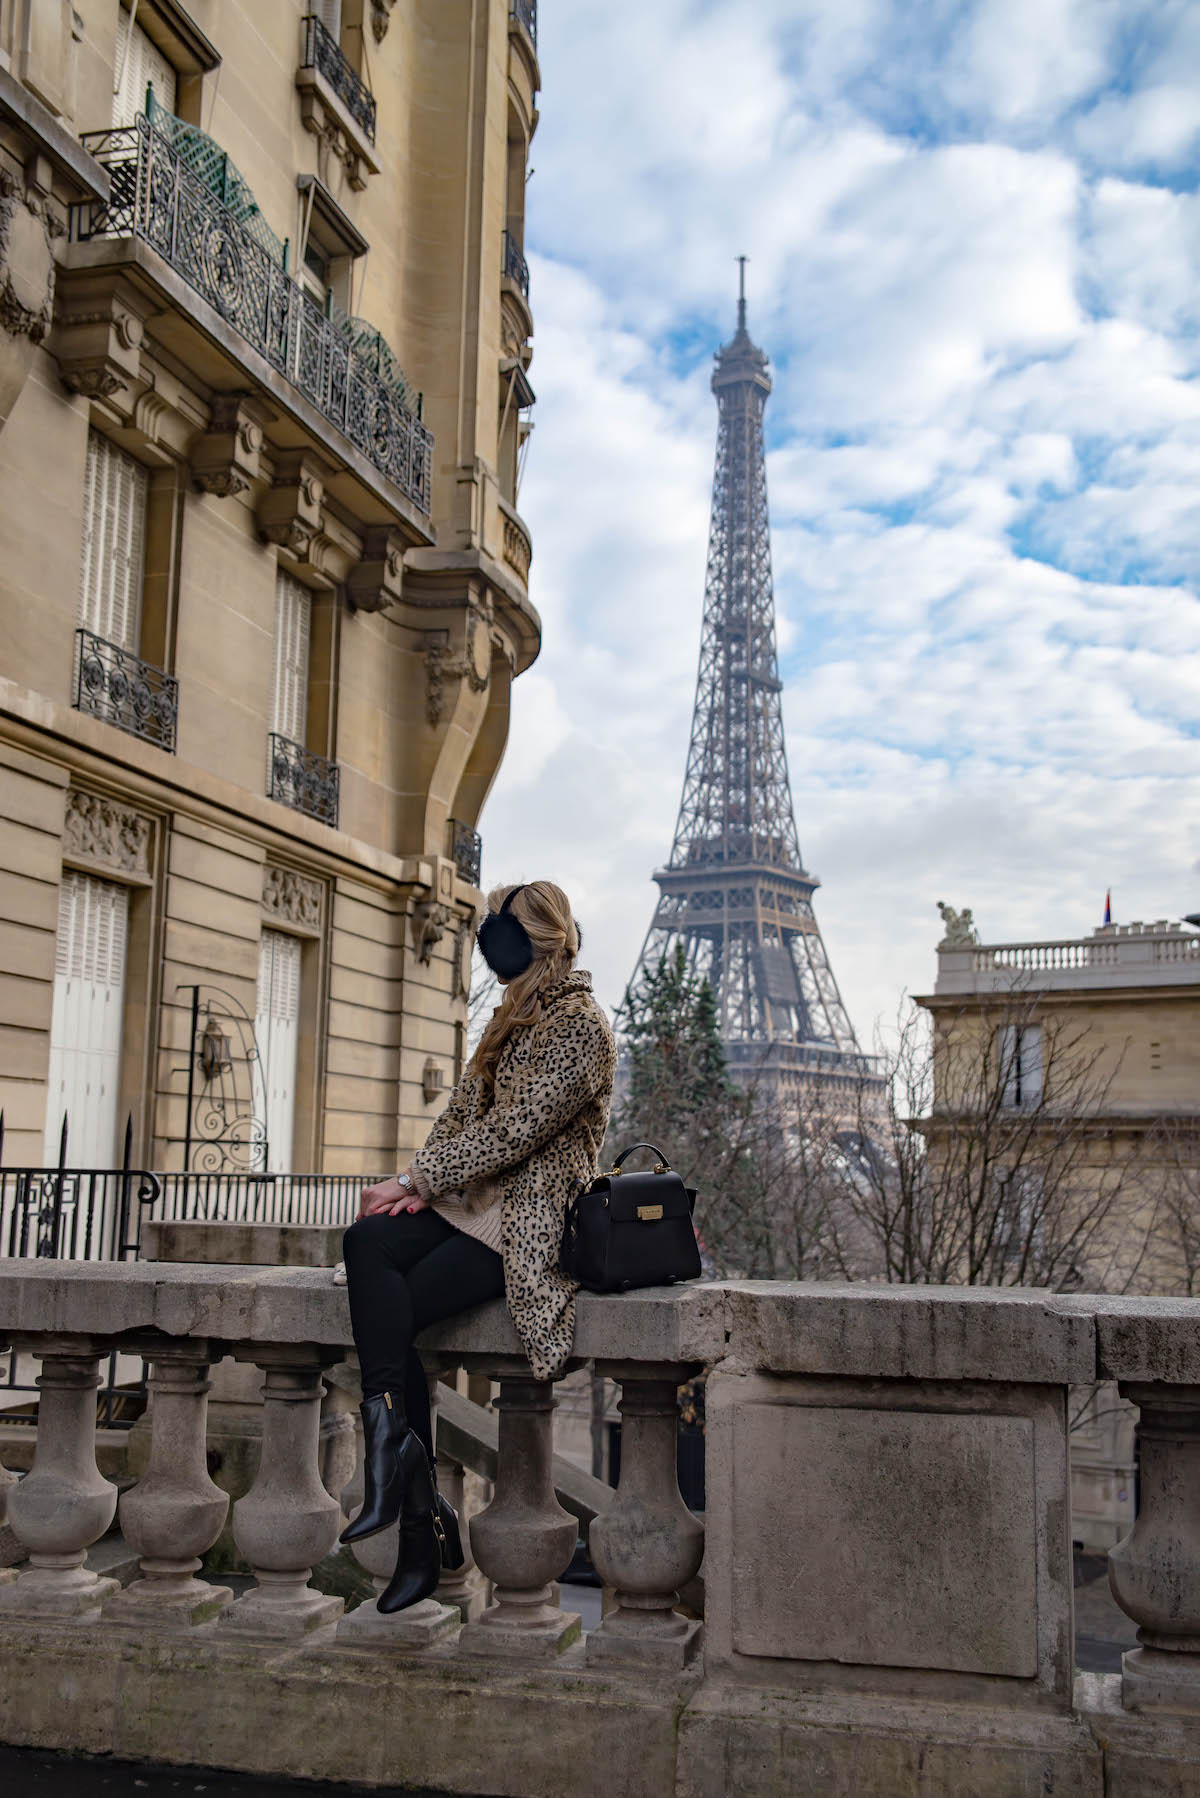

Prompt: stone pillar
[
  {"left": 105, "top": 1343, "right": 233, "bottom": 1627},
  {"left": 435, "top": 1453, "right": 488, "bottom": 1621},
  {"left": 459, "top": 1372, "right": 579, "bottom": 1655},
  {"left": 1109, "top": 1382, "right": 1200, "bottom": 1712},
  {"left": 335, "top": 1370, "right": 458, "bottom": 1648},
  {"left": 0, "top": 1340, "right": 119, "bottom": 1618},
  {"left": 218, "top": 1347, "right": 344, "bottom": 1638},
  {"left": 586, "top": 1365, "right": 704, "bottom": 1668}
]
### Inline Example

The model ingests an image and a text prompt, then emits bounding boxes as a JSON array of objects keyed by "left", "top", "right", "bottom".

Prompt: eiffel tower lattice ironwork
[{"left": 630, "top": 268, "right": 869, "bottom": 1098}]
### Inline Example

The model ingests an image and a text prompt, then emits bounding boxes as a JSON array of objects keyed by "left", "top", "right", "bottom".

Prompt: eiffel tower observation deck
[{"left": 630, "top": 267, "right": 872, "bottom": 1104}]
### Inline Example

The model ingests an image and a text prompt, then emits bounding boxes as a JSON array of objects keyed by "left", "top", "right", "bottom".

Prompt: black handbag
[{"left": 559, "top": 1142, "right": 703, "bottom": 1293}]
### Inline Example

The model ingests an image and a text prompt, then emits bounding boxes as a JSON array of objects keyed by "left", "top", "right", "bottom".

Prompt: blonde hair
[{"left": 470, "top": 880, "right": 580, "bottom": 1093}]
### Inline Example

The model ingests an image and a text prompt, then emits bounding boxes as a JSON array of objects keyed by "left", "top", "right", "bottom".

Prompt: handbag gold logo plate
[{"left": 637, "top": 1204, "right": 664, "bottom": 1222}]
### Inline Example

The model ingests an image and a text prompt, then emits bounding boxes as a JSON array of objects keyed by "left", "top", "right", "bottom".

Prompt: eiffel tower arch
[{"left": 629, "top": 270, "right": 875, "bottom": 1109}]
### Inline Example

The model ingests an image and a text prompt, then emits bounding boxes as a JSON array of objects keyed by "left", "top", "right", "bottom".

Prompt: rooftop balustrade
[
  {"left": 1, "top": 1264, "right": 1199, "bottom": 1792},
  {"left": 936, "top": 919, "right": 1200, "bottom": 996}
]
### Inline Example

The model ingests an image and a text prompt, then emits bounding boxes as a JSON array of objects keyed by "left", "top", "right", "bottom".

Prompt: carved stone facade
[
  {"left": 261, "top": 866, "right": 324, "bottom": 938},
  {"left": 0, "top": 2, "right": 540, "bottom": 1168},
  {"left": 62, "top": 790, "right": 153, "bottom": 884}
]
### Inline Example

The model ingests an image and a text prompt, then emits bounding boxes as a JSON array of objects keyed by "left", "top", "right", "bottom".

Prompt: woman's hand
[{"left": 358, "top": 1174, "right": 431, "bottom": 1218}]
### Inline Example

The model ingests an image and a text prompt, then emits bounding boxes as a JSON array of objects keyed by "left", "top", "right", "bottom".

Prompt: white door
[
  {"left": 79, "top": 430, "right": 147, "bottom": 649},
  {"left": 271, "top": 570, "right": 311, "bottom": 747},
  {"left": 255, "top": 930, "right": 301, "bottom": 1174},
  {"left": 113, "top": 8, "right": 177, "bottom": 126},
  {"left": 43, "top": 871, "right": 129, "bottom": 1167}
]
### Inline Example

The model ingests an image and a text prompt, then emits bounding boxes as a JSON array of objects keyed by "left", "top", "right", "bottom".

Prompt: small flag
[{"left": 1103, "top": 890, "right": 1112, "bottom": 926}]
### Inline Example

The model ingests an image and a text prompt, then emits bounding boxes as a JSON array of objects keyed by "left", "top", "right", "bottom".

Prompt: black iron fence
[
  {"left": 510, "top": 0, "right": 538, "bottom": 46},
  {"left": 72, "top": 114, "right": 433, "bottom": 515},
  {"left": 75, "top": 628, "right": 179, "bottom": 752},
  {"left": 302, "top": 13, "right": 377, "bottom": 142},
  {"left": 503, "top": 228, "right": 531, "bottom": 299},
  {"left": 268, "top": 732, "right": 340, "bottom": 827}
]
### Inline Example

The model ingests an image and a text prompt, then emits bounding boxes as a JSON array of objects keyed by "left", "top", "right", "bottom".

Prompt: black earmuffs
[{"left": 477, "top": 885, "right": 534, "bottom": 979}]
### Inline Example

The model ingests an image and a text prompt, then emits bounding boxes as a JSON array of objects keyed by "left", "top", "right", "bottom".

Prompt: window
[
  {"left": 254, "top": 929, "right": 301, "bottom": 1174},
  {"left": 79, "top": 431, "right": 147, "bottom": 650},
  {"left": 316, "top": 0, "right": 342, "bottom": 34},
  {"left": 43, "top": 872, "right": 129, "bottom": 1166},
  {"left": 113, "top": 6, "right": 177, "bottom": 126},
  {"left": 271, "top": 569, "right": 311, "bottom": 746},
  {"left": 999, "top": 1024, "right": 1043, "bottom": 1110}
]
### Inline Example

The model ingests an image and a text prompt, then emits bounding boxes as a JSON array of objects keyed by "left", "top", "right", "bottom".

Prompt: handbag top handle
[{"left": 609, "top": 1142, "right": 672, "bottom": 1175}]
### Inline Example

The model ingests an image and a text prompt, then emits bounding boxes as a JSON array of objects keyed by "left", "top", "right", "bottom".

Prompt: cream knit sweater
[{"left": 429, "top": 1180, "right": 504, "bottom": 1256}]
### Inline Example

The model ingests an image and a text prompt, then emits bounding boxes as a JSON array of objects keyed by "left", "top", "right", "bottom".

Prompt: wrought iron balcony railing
[
  {"left": 510, "top": 0, "right": 538, "bottom": 47},
  {"left": 503, "top": 229, "right": 530, "bottom": 300},
  {"left": 450, "top": 819, "right": 483, "bottom": 886},
  {"left": 75, "top": 629, "right": 179, "bottom": 752},
  {"left": 268, "top": 733, "right": 340, "bottom": 828},
  {"left": 72, "top": 116, "right": 433, "bottom": 516},
  {"left": 301, "top": 14, "right": 377, "bottom": 144}
]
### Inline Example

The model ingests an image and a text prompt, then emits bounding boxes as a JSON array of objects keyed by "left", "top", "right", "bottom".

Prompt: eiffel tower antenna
[{"left": 627, "top": 269, "right": 868, "bottom": 1100}]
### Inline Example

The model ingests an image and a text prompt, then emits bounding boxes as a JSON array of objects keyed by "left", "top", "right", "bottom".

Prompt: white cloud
[{"left": 478, "top": 0, "right": 1200, "bottom": 1047}]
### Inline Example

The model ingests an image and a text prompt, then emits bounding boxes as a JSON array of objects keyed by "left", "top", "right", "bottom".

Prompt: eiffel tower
[{"left": 630, "top": 265, "right": 869, "bottom": 1103}]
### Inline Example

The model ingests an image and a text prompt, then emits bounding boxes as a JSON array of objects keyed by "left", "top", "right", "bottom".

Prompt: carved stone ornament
[
  {"left": 422, "top": 599, "right": 493, "bottom": 726},
  {"left": 346, "top": 526, "right": 405, "bottom": 614},
  {"left": 0, "top": 170, "right": 55, "bottom": 346},
  {"left": 936, "top": 901, "right": 980, "bottom": 950},
  {"left": 412, "top": 899, "right": 450, "bottom": 965},
  {"left": 54, "top": 277, "right": 149, "bottom": 404},
  {"left": 257, "top": 452, "right": 326, "bottom": 563},
  {"left": 191, "top": 394, "right": 266, "bottom": 499},
  {"left": 262, "top": 865, "right": 324, "bottom": 936},
  {"left": 370, "top": 0, "right": 397, "bottom": 43},
  {"left": 63, "top": 789, "right": 153, "bottom": 881}
]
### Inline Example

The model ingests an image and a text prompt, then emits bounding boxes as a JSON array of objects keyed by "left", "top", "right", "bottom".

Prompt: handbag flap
[{"left": 603, "top": 1170, "right": 693, "bottom": 1223}]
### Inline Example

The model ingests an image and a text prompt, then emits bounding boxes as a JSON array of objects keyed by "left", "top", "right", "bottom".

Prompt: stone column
[
  {"left": 0, "top": 1339, "right": 120, "bottom": 1618},
  {"left": 335, "top": 1368, "right": 458, "bottom": 1648},
  {"left": 1109, "top": 1381, "right": 1200, "bottom": 1712},
  {"left": 218, "top": 1347, "right": 344, "bottom": 1638},
  {"left": 587, "top": 1364, "right": 704, "bottom": 1667},
  {"left": 459, "top": 1372, "right": 579, "bottom": 1655},
  {"left": 435, "top": 1453, "right": 488, "bottom": 1621},
  {"left": 105, "top": 1342, "right": 233, "bottom": 1627}
]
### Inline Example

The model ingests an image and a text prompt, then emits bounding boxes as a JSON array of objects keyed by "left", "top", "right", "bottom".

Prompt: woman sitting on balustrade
[{"left": 339, "top": 879, "right": 616, "bottom": 1613}]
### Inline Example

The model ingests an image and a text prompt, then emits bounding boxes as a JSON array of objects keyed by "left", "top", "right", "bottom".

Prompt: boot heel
[{"left": 436, "top": 1497, "right": 465, "bottom": 1571}]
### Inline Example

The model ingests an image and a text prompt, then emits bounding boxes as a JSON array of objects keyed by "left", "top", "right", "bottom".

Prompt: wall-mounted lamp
[
  {"left": 199, "top": 1013, "right": 233, "bottom": 1083},
  {"left": 422, "top": 1057, "right": 445, "bottom": 1105}
]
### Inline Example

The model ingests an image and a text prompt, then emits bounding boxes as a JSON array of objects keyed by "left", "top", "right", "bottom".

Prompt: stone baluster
[
  {"left": 586, "top": 1363, "right": 704, "bottom": 1667},
  {"left": 335, "top": 1365, "right": 458, "bottom": 1648},
  {"left": 1109, "top": 1381, "right": 1200, "bottom": 1712},
  {"left": 460, "top": 1370, "right": 579, "bottom": 1655},
  {"left": 104, "top": 1342, "right": 233, "bottom": 1627},
  {"left": 218, "top": 1346, "right": 344, "bottom": 1638},
  {"left": 0, "top": 1338, "right": 119, "bottom": 1617}
]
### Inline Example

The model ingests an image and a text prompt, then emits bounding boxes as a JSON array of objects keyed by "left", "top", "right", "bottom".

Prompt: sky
[{"left": 478, "top": 0, "right": 1200, "bottom": 1049}]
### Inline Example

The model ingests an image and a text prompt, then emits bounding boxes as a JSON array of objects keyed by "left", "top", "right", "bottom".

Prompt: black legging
[{"left": 341, "top": 1209, "right": 505, "bottom": 1458}]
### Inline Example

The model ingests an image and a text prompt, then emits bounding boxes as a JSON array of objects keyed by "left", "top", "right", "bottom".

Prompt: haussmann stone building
[{"left": 0, "top": 0, "right": 541, "bottom": 1187}]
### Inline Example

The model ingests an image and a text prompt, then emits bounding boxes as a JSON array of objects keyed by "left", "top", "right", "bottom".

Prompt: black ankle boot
[
  {"left": 340, "top": 1391, "right": 424, "bottom": 1546},
  {"left": 376, "top": 1443, "right": 464, "bottom": 1612}
]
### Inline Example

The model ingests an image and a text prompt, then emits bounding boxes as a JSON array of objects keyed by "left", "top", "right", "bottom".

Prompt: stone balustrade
[{"left": 0, "top": 1262, "right": 1198, "bottom": 1795}]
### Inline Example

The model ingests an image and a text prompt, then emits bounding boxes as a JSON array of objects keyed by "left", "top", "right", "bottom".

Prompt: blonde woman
[{"left": 340, "top": 880, "right": 616, "bottom": 1614}]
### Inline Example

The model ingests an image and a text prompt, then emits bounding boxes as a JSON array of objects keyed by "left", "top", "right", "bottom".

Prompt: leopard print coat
[{"left": 409, "top": 969, "right": 616, "bottom": 1381}]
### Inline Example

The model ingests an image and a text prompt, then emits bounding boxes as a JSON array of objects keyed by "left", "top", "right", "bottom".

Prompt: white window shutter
[
  {"left": 254, "top": 930, "right": 301, "bottom": 1174},
  {"left": 1020, "top": 1026, "right": 1043, "bottom": 1107},
  {"left": 78, "top": 432, "right": 147, "bottom": 649},
  {"left": 43, "top": 872, "right": 129, "bottom": 1170},
  {"left": 316, "top": 0, "right": 343, "bottom": 37},
  {"left": 113, "top": 9, "right": 177, "bottom": 126},
  {"left": 998, "top": 1025, "right": 1018, "bottom": 1109},
  {"left": 271, "top": 570, "right": 311, "bottom": 745}
]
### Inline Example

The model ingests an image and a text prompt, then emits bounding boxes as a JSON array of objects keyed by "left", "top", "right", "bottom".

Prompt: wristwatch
[{"left": 396, "top": 1172, "right": 414, "bottom": 1193}]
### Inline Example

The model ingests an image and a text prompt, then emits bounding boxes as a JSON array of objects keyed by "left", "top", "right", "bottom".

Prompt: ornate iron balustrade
[
  {"left": 450, "top": 819, "right": 482, "bottom": 886},
  {"left": 301, "top": 14, "right": 377, "bottom": 143},
  {"left": 503, "top": 228, "right": 530, "bottom": 299},
  {"left": 510, "top": 0, "right": 538, "bottom": 46},
  {"left": 75, "top": 628, "right": 179, "bottom": 751},
  {"left": 72, "top": 118, "right": 433, "bottom": 516},
  {"left": 268, "top": 732, "right": 340, "bottom": 827}
]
